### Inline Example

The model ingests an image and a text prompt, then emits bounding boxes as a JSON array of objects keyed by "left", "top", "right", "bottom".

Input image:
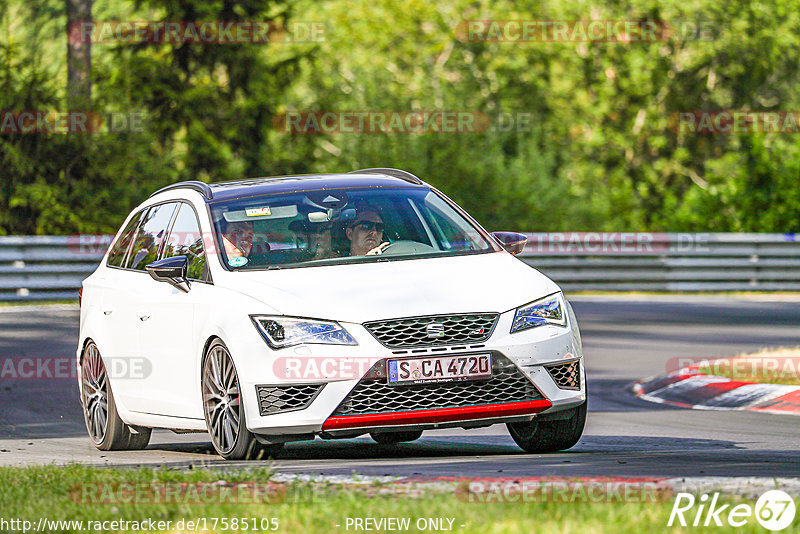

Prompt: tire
[
  {"left": 507, "top": 401, "right": 587, "bottom": 453},
  {"left": 81, "top": 341, "right": 151, "bottom": 451},
  {"left": 202, "top": 340, "right": 277, "bottom": 460},
  {"left": 370, "top": 430, "right": 423, "bottom": 444}
]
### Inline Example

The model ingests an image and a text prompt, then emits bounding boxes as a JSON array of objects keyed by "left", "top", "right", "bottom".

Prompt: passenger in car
[
  {"left": 222, "top": 220, "right": 255, "bottom": 259},
  {"left": 311, "top": 224, "right": 335, "bottom": 259}
]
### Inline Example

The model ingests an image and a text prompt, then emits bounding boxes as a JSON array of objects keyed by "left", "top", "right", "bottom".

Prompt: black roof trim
[
  {"left": 150, "top": 171, "right": 424, "bottom": 201},
  {"left": 150, "top": 181, "right": 213, "bottom": 200},
  {"left": 349, "top": 168, "right": 424, "bottom": 185}
]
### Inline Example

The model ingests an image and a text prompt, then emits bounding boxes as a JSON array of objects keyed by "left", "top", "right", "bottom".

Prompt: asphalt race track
[{"left": 1, "top": 296, "right": 799, "bottom": 478}]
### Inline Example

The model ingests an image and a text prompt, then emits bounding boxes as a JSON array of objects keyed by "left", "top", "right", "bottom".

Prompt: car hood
[{"left": 219, "top": 251, "right": 560, "bottom": 324}]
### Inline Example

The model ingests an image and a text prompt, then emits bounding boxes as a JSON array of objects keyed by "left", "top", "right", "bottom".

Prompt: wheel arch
[
  {"left": 198, "top": 334, "right": 225, "bottom": 401},
  {"left": 78, "top": 336, "right": 94, "bottom": 362},
  {"left": 200, "top": 335, "right": 224, "bottom": 373},
  {"left": 77, "top": 337, "right": 100, "bottom": 396}
]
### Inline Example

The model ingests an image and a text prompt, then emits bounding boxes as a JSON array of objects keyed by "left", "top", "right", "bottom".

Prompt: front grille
[
  {"left": 332, "top": 354, "right": 544, "bottom": 416},
  {"left": 545, "top": 360, "right": 581, "bottom": 390},
  {"left": 256, "top": 384, "right": 324, "bottom": 416},
  {"left": 364, "top": 313, "right": 499, "bottom": 348}
]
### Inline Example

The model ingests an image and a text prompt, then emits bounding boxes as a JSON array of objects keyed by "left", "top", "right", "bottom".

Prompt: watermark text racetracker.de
[
  {"left": 66, "top": 232, "right": 264, "bottom": 257},
  {"left": 0, "top": 356, "right": 151, "bottom": 380},
  {"left": 456, "top": 20, "right": 718, "bottom": 42},
  {"left": 271, "top": 111, "right": 535, "bottom": 134},
  {"left": 670, "top": 111, "right": 800, "bottom": 134},
  {"left": 0, "top": 111, "right": 145, "bottom": 134},
  {"left": 69, "top": 21, "right": 326, "bottom": 44},
  {"left": 64, "top": 232, "right": 713, "bottom": 258},
  {"left": 274, "top": 357, "right": 375, "bottom": 381},
  {"left": 457, "top": 478, "right": 673, "bottom": 503},
  {"left": 70, "top": 481, "right": 293, "bottom": 505},
  {"left": 522, "top": 232, "right": 711, "bottom": 255},
  {"left": 666, "top": 355, "right": 800, "bottom": 381}
]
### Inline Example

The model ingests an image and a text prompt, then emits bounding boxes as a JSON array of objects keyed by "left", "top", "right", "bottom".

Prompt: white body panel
[
  {"left": 220, "top": 252, "right": 561, "bottom": 323},
  {"left": 77, "top": 188, "right": 586, "bottom": 439}
]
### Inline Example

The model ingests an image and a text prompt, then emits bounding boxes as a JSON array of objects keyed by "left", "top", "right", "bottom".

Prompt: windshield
[{"left": 209, "top": 187, "right": 496, "bottom": 270}]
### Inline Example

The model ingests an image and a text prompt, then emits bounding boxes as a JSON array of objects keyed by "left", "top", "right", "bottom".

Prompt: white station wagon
[{"left": 77, "top": 169, "right": 586, "bottom": 460}]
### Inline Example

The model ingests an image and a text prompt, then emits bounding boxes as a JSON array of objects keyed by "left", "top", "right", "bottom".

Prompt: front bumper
[{"left": 236, "top": 308, "right": 585, "bottom": 437}]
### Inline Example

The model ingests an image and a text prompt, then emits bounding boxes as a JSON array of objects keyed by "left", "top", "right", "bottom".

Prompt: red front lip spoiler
[{"left": 321, "top": 399, "right": 552, "bottom": 431}]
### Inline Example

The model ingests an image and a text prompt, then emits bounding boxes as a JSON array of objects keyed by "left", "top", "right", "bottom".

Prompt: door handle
[
  {"left": 139, "top": 313, "right": 151, "bottom": 321},
  {"left": 102, "top": 309, "right": 113, "bottom": 315}
]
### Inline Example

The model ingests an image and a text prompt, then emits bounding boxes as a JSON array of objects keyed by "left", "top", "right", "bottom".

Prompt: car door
[
  {"left": 135, "top": 202, "right": 211, "bottom": 419},
  {"left": 97, "top": 209, "right": 146, "bottom": 409},
  {"left": 108, "top": 201, "right": 180, "bottom": 413}
]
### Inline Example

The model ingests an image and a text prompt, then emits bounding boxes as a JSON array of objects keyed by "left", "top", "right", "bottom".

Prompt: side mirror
[
  {"left": 146, "top": 256, "right": 191, "bottom": 293},
  {"left": 491, "top": 232, "right": 527, "bottom": 255}
]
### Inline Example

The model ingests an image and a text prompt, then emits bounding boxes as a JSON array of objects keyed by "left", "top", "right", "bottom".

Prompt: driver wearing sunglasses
[{"left": 345, "top": 209, "right": 390, "bottom": 256}]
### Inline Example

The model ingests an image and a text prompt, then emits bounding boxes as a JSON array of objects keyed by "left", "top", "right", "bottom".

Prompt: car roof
[{"left": 150, "top": 169, "right": 429, "bottom": 203}]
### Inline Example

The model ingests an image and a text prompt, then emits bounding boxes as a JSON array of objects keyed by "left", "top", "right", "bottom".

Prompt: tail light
[{"left": 78, "top": 288, "right": 83, "bottom": 306}]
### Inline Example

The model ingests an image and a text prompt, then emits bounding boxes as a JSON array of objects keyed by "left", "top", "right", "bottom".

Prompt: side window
[
  {"left": 107, "top": 210, "right": 144, "bottom": 267},
  {"left": 163, "top": 203, "right": 208, "bottom": 281},
  {"left": 125, "top": 203, "right": 179, "bottom": 271}
]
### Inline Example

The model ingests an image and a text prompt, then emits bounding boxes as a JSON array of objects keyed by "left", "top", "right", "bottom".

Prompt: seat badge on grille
[{"left": 426, "top": 323, "right": 445, "bottom": 338}]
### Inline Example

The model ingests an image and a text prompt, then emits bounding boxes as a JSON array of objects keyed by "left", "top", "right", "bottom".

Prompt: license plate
[{"left": 387, "top": 354, "right": 492, "bottom": 385}]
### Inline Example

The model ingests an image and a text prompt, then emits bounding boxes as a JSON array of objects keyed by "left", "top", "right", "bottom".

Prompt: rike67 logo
[{"left": 668, "top": 490, "right": 796, "bottom": 531}]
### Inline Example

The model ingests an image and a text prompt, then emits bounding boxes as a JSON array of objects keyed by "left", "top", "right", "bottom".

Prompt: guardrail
[
  {"left": 0, "top": 236, "right": 110, "bottom": 301},
  {"left": 518, "top": 233, "right": 800, "bottom": 292},
  {"left": 0, "top": 233, "right": 798, "bottom": 301}
]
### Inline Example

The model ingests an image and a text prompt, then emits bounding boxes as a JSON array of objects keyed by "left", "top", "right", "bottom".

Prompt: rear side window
[
  {"left": 107, "top": 210, "right": 143, "bottom": 267},
  {"left": 126, "top": 203, "right": 179, "bottom": 271},
  {"left": 162, "top": 203, "right": 208, "bottom": 281}
]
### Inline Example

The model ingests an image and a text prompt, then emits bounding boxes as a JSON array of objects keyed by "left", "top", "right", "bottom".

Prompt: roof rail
[
  {"left": 349, "top": 168, "right": 424, "bottom": 185},
  {"left": 149, "top": 180, "right": 213, "bottom": 200}
]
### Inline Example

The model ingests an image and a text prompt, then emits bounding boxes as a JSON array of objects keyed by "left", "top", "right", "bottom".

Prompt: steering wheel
[{"left": 379, "top": 240, "right": 437, "bottom": 255}]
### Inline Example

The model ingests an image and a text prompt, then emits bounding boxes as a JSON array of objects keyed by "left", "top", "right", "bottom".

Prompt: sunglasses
[{"left": 350, "top": 220, "right": 385, "bottom": 233}]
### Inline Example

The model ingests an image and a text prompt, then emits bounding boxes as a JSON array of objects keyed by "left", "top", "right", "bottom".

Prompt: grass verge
[
  {"left": 0, "top": 299, "right": 77, "bottom": 307},
  {"left": 0, "top": 465, "right": 793, "bottom": 533}
]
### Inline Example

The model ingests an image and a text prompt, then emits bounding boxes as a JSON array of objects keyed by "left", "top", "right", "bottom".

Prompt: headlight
[
  {"left": 510, "top": 292, "right": 567, "bottom": 333},
  {"left": 251, "top": 315, "right": 358, "bottom": 349}
]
